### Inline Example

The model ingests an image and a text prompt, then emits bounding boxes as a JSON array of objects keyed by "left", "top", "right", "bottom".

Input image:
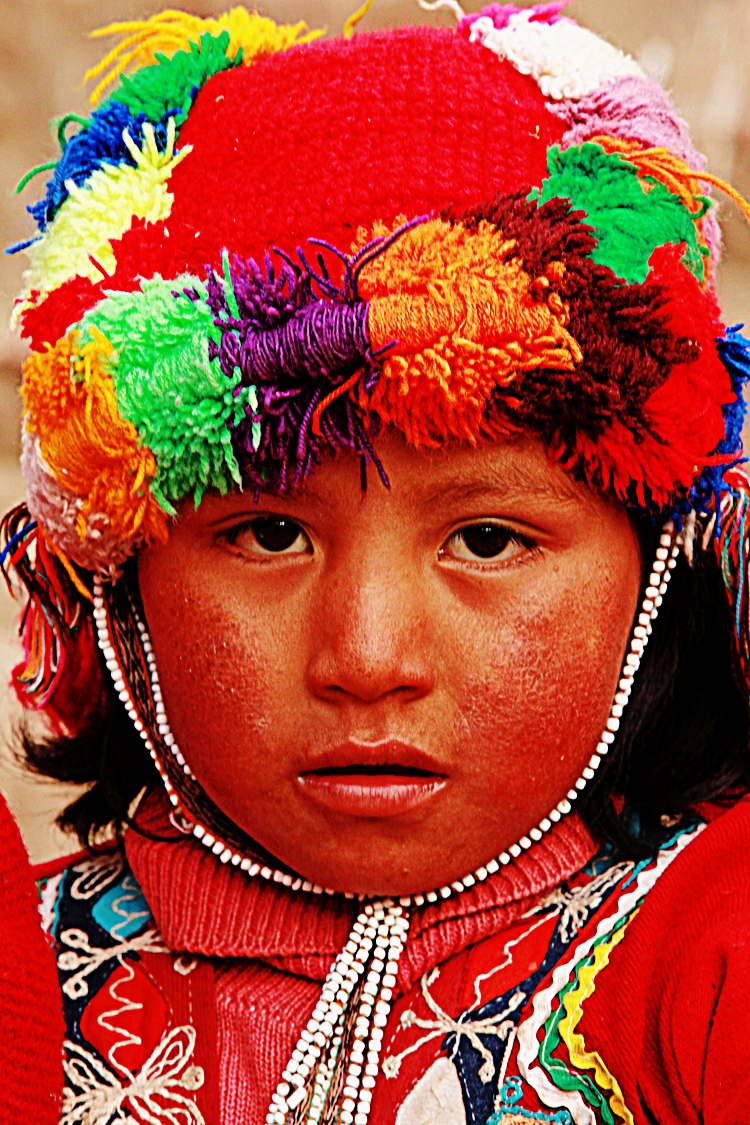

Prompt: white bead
[
  {"left": 439, "top": 886, "right": 452, "bottom": 899},
  {"left": 582, "top": 768, "right": 595, "bottom": 781},
  {"left": 519, "top": 836, "right": 532, "bottom": 849},
  {"left": 426, "top": 891, "right": 438, "bottom": 903},
  {"left": 575, "top": 777, "right": 588, "bottom": 790},
  {"left": 509, "top": 843, "right": 522, "bottom": 858},
  {"left": 530, "top": 827, "right": 543, "bottom": 842},
  {"left": 652, "top": 560, "right": 666, "bottom": 574},
  {"left": 539, "top": 818, "right": 552, "bottom": 833},
  {"left": 606, "top": 717, "right": 620, "bottom": 733},
  {"left": 611, "top": 705, "right": 623, "bottom": 718},
  {"left": 601, "top": 731, "right": 615, "bottom": 745},
  {"left": 475, "top": 866, "right": 488, "bottom": 881},
  {"left": 549, "top": 809, "right": 561, "bottom": 823},
  {"left": 589, "top": 755, "right": 601, "bottom": 770},
  {"left": 558, "top": 799, "right": 572, "bottom": 814}
]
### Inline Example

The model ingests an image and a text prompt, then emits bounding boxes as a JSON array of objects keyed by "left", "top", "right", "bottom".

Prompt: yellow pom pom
[
  {"left": 15, "top": 119, "right": 189, "bottom": 316},
  {"left": 85, "top": 6, "right": 325, "bottom": 106}
]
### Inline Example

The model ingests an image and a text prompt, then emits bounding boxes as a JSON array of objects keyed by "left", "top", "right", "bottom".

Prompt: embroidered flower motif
[
  {"left": 383, "top": 968, "right": 525, "bottom": 1084},
  {"left": 61, "top": 1025, "right": 205, "bottom": 1125}
]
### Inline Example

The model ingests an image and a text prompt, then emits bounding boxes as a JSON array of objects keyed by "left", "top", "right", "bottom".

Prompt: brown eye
[
  {"left": 230, "top": 517, "right": 311, "bottom": 555},
  {"left": 442, "top": 523, "right": 531, "bottom": 563},
  {"left": 460, "top": 524, "right": 513, "bottom": 559}
]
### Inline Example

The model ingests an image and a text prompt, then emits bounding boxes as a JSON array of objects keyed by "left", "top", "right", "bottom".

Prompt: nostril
[{"left": 308, "top": 655, "right": 435, "bottom": 705}]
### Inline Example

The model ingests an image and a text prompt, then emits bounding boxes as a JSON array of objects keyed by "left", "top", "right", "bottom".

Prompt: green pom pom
[
  {"left": 530, "top": 143, "right": 707, "bottom": 285},
  {"left": 110, "top": 31, "right": 238, "bottom": 123},
  {"left": 83, "top": 277, "right": 252, "bottom": 513}
]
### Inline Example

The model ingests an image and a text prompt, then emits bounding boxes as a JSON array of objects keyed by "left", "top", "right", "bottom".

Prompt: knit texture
[
  {"left": 0, "top": 792, "right": 64, "bottom": 1124},
  {"left": 126, "top": 786, "right": 597, "bottom": 987}
]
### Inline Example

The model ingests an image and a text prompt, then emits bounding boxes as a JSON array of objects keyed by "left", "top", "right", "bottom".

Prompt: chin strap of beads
[
  {"left": 91, "top": 522, "right": 681, "bottom": 910},
  {"left": 91, "top": 525, "right": 679, "bottom": 1125}
]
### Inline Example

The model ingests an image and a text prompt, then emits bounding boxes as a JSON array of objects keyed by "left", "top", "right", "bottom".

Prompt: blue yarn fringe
[
  {"left": 20, "top": 101, "right": 175, "bottom": 238},
  {"left": 674, "top": 324, "right": 750, "bottom": 527}
]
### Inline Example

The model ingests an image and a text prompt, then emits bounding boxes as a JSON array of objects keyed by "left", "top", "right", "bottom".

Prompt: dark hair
[{"left": 19, "top": 520, "right": 750, "bottom": 858}]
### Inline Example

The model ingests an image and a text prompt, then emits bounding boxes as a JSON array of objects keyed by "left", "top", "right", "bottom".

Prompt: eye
[
  {"left": 441, "top": 522, "right": 532, "bottom": 563},
  {"left": 229, "top": 517, "right": 311, "bottom": 556}
]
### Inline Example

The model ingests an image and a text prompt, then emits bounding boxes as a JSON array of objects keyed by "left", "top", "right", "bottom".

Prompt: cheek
[
  {"left": 139, "top": 561, "right": 307, "bottom": 786},
  {"left": 450, "top": 562, "right": 635, "bottom": 785}
]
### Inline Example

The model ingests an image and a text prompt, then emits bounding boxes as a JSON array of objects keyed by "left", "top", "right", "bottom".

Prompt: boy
[{"left": 3, "top": 4, "right": 750, "bottom": 1122}]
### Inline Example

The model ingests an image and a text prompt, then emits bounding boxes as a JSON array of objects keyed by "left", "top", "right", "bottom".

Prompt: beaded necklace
[{"left": 92, "top": 524, "right": 680, "bottom": 1125}]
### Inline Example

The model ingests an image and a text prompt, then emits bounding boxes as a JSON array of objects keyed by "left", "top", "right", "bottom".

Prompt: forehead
[{"left": 188, "top": 432, "right": 589, "bottom": 524}]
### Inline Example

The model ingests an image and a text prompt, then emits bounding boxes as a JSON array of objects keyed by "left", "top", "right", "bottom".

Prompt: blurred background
[{"left": 2, "top": 0, "right": 750, "bottom": 860}]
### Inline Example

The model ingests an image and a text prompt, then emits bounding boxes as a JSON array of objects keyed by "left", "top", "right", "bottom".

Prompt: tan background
[{"left": 1, "top": 0, "right": 749, "bottom": 861}]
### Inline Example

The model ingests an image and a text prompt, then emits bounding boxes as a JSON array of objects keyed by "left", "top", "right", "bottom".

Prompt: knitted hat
[{"left": 4, "top": 2, "right": 750, "bottom": 724}]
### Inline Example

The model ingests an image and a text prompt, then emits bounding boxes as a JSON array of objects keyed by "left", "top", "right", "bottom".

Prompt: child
[{"left": 3, "top": 4, "right": 750, "bottom": 1123}]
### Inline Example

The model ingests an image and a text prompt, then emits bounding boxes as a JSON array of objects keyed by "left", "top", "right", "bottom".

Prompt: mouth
[{"left": 298, "top": 741, "right": 448, "bottom": 819}]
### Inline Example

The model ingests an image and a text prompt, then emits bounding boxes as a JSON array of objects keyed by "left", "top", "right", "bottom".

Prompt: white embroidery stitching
[
  {"left": 382, "top": 968, "right": 525, "bottom": 1084},
  {"left": 61, "top": 1025, "right": 205, "bottom": 1125},
  {"left": 58, "top": 926, "right": 169, "bottom": 999}
]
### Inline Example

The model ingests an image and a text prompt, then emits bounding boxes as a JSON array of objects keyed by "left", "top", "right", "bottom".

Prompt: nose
[{"left": 307, "top": 552, "right": 436, "bottom": 707}]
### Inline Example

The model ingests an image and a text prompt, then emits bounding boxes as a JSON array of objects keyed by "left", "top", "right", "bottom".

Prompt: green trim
[
  {"left": 530, "top": 143, "right": 707, "bottom": 285},
  {"left": 109, "top": 30, "right": 240, "bottom": 124}
]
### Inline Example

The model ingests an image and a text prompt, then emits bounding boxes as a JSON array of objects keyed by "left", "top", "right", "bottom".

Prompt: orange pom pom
[
  {"left": 21, "top": 328, "right": 168, "bottom": 554},
  {"left": 360, "top": 218, "right": 583, "bottom": 447}
]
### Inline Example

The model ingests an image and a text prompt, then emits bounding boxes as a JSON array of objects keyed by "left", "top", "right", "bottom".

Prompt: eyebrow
[{"left": 419, "top": 467, "right": 582, "bottom": 509}]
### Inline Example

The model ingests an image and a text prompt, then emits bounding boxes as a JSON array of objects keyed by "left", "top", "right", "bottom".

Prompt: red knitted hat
[{"left": 4, "top": 3, "right": 750, "bottom": 722}]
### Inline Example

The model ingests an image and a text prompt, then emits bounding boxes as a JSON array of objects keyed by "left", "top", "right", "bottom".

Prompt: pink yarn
[
  {"left": 549, "top": 74, "right": 723, "bottom": 271},
  {"left": 458, "top": 1, "right": 569, "bottom": 34},
  {"left": 549, "top": 75, "right": 700, "bottom": 164}
]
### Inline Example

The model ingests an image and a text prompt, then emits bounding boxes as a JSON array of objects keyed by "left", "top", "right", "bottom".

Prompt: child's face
[{"left": 138, "top": 432, "right": 642, "bottom": 895}]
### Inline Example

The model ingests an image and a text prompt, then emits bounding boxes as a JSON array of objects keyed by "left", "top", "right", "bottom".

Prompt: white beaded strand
[
  {"left": 93, "top": 525, "right": 679, "bottom": 1124},
  {"left": 263, "top": 903, "right": 409, "bottom": 1125},
  {"left": 91, "top": 522, "right": 681, "bottom": 909}
]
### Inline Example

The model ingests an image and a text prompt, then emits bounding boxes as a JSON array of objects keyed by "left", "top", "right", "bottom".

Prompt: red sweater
[
  {"left": 0, "top": 791, "right": 64, "bottom": 1124},
  {"left": 15, "top": 790, "right": 750, "bottom": 1124}
]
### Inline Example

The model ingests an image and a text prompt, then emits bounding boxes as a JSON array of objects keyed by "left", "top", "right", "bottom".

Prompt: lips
[{"left": 298, "top": 740, "right": 448, "bottom": 819}]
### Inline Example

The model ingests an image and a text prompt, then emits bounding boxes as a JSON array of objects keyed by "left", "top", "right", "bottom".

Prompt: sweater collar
[{"left": 126, "top": 787, "right": 598, "bottom": 989}]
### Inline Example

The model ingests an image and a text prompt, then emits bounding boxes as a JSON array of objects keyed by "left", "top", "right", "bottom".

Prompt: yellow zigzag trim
[
  {"left": 557, "top": 916, "right": 637, "bottom": 1125},
  {"left": 85, "top": 6, "right": 325, "bottom": 106},
  {"left": 16, "top": 118, "right": 189, "bottom": 317}
]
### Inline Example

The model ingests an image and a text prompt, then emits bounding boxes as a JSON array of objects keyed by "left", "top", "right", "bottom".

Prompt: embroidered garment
[{"left": 38, "top": 790, "right": 750, "bottom": 1125}]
